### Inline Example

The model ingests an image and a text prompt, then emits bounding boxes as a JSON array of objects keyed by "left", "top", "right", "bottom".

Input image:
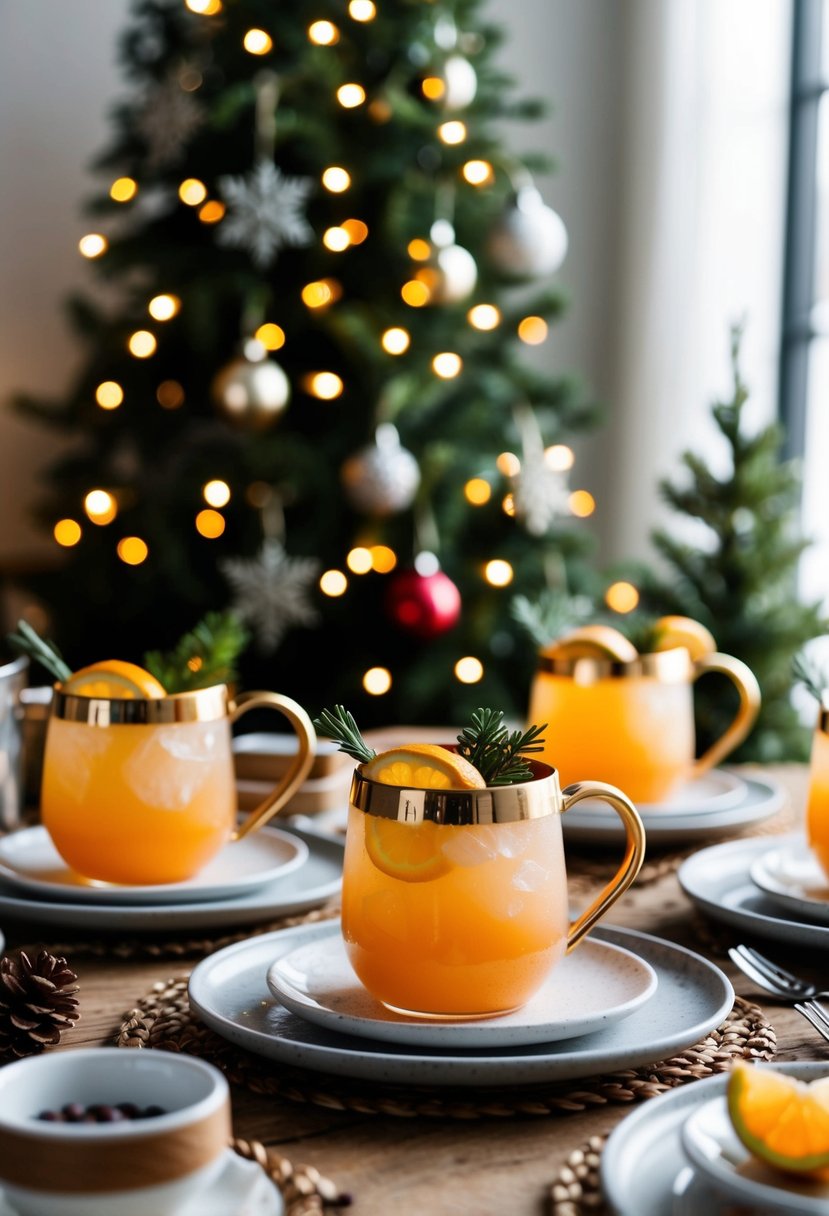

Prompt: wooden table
[{"left": 3, "top": 764, "right": 826, "bottom": 1215}]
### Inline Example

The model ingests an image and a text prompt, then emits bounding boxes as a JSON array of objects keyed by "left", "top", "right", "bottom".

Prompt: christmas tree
[
  {"left": 643, "top": 325, "right": 828, "bottom": 762},
  {"left": 13, "top": 0, "right": 600, "bottom": 726}
]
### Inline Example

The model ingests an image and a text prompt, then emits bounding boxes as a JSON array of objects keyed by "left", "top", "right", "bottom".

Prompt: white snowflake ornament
[
  {"left": 220, "top": 539, "right": 320, "bottom": 652},
  {"left": 137, "top": 73, "right": 205, "bottom": 170},
  {"left": 512, "top": 452, "right": 569, "bottom": 537},
  {"left": 217, "top": 161, "right": 313, "bottom": 269}
]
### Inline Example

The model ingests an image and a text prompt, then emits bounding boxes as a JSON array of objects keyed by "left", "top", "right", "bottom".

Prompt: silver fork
[
  {"left": 795, "top": 998, "right": 829, "bottom": 1041},
  {"left": 728, "top": 944, "right": 829, "bottom": 1001}
]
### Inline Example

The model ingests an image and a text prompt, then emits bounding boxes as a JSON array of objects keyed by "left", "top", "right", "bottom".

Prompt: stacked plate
[
  {"left": 562, "top": 767, "right": 786, "bottom": 847},
  {"left": 187, "top": 919, "right": 734, "bottom": 1088},
  {"left": 0, "top": 822, "right": 343, "bottom": 932},
  {"left": 679, "top": 831, "right": 829, "bottom": 950},
  {"left": 602, "top": 1062, "right": 829, "bottom": 1214}
]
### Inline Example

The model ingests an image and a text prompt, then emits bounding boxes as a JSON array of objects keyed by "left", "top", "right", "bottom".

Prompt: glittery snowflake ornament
[
  {"left": 217, "top": 161, "right": 313, "bottom": 269},
  {"left": 512, "top": 452, "right": 569, "bottom": 536},
  {"left": 137, "top": 72, "right": 205, "bottom": 170},
  {"left": 220, "top": 540, "right": 320, "bottom": 652}
]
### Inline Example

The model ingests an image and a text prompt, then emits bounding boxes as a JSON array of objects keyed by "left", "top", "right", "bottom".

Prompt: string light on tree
[
  {"left": 195, "top": 508, "right": 225, "bottom": 538},
  {"left": 455, "top": 656, "right": 484, "bottom": 684},
  {"left": 308, "top": 21, "right": 339, "bottom": 45},
  {"left": 517, "top": 316, "right": 548, "bottom": 345},
  {"left": 95, "top": 382, "right": 123, "bottom": 410},
  {"left": 320, "top": 569, "right": 348, "bottom": 597},
  {"left": 110, "top": 177, "right": 137, "bottom": 202},
  {"left": 301, "top": 279, "right": 341, "bottom": 309},
  {"left": 484, "top": 559, "right": 513, "bottom": 587},
  {"left": 54, "top": 520, "right": 82, "bottom": 548},
  {"left": 128, "top": 330, "right": 157, "bottom": 358},
  {"left": 363, "top": 667, "right": 391, "bottom": 696},
  {"left": 462, "top": 160, "right": 493, "bottom": 186},
  {"left": 381, "top": 327, "right": 410, "bottom": 355},
  {"left": 84, "top": 490, "right": 118, "bottom": 525},
  {"left": 148, "top": 294, "right": 181, "bottom": 321},
  {"left": 198, "top": 200, "right": 225, "bottom": 224},
  {"left": 243, "top": 29, "right": 273, "bottom": 55},
  {"left": 346, "top": 547, "right": 373, "bottom": 574},
  {"left": 464, "top": 478, "right": 491, "bottom": 505},
  {"left": 337, "top": 84, "right": 366, "bottom": 108},
  {"left": 569, "top": 489, "right": 596, "bottom": 517},
  {"left": 304, "top": 372, "right": 343, "bottom": 400},
  {"left": 369, "top": 545, "right": 397, "bottom": 573},
  {"left": 545, "top": 444, "right": 574, "bottom": 472},
  {"left": 468, "top": 303, "right": 500, "bottom": 330},
  {"left": 605, "top": 581, "right": 640, "bottom": 614},
  {"left": 432, "top": 352, "right": 462, "bottom": 378},
  {"left": 342, "top": 219, "right": 368, "bottom": 244},
  {"left": 79, "top": 234, "right": 107, "bottom": 258},
  {"left": 322, "top": 166, "right": 350, "bottom": 193},
  {"left": 117, "top": 536, "right": 148, "bottom": 565},
  {"left": 254, "top": 323, "right": 285, "bottom": 350},
  {"left": 349, "top": 1, "right": 376, "bottom": 21},
  {"left": 178, "top": 178, "right": 207, "bottom": 206},
  {"left": 323, "top": 225, "right": 351, "bottom": 252},
  {"left": 438, "top": 120, "right": 467, "bottom": 145},
  {"left": 203, "top": 479, "right": 231, "bottom": 508}
]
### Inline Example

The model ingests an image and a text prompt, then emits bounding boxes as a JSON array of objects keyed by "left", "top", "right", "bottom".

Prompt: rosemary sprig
[
  {"left": 455, "top": 708, "right": 547, "bottom": 785},
  {"left": 6, "top": 620, "right": 72, "bottom": 683},
  {"left": 793, "top": 651, "right": 829, "bottom": 703},
  {"left": 313, "top": 705, "right": 377, "bottom": 764},
  {"left": 143, "top": 610, "right": 249, "bottom": 693}
]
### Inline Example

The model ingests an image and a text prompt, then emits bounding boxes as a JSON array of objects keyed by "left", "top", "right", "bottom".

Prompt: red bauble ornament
[{"left": 385, "top": 568, "right": 462, "bottom": 639}]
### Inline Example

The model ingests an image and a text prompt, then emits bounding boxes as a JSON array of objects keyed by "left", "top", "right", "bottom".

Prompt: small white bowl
[{"left": 0, "top": 1047, "right": 231, "bottom": 1216}]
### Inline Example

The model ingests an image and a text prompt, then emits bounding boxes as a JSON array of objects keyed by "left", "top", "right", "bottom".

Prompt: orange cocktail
[{"left": 806, "top": 703, "right": 829, "bottom": 880}]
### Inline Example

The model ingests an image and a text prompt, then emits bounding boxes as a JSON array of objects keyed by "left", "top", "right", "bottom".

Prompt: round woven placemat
[{"left": 118, "top": 979, "right": 775, "bottom": 1121}]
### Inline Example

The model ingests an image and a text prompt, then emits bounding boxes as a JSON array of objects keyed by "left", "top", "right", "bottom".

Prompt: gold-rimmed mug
[
  {"left": 527, "top": 646, "right": 761, "bottom": 804},
  {"left": 341, "top": 758, "right": 645, "bottom": 1017},
  {"left": 40, "top": 684, "right": 316, "bottom": 885}
]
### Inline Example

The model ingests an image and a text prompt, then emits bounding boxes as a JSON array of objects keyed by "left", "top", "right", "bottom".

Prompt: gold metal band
[
  {"left": 535, "top": 646, "right": 693, "bottom": 682},
  {"left": 50, "top": 683, "right": 229, "bottom": 725}
]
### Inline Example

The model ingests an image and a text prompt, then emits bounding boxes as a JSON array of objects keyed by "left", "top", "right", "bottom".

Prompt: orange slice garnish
[
  {"left": 728, "top": 1062, "right": 829, "bottom": 1179},
  {"left": 652, "top": 615, "right": 717, "bottom": 660},
  {"left": 62, "top": 660, "right": 166, "bottom": 699},
  {"left": 362, "top": 743, "right": 486, "bottom": 790},
  {"left": 542, "top": 624, "right": 638, "bottom": 663},
  {"left": 365, "top": 817, "right": 450, "bottom": 883}
]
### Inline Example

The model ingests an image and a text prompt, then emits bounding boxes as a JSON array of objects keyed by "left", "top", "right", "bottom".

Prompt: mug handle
[
  {"left": 690, "top": 652, "right": 761, "bottom": 780},
  {"left": 561, "top": 782, "right": 646, "bottom": 953},
  {"left": 228, "top": 691, "right": 317, "bottom": 842}
]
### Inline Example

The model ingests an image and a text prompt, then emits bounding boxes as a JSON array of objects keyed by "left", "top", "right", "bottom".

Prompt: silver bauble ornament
[
  {"left": 211, "top": 349, "right": 290, "bottom": 432},
  {"left": 441, "top": 54, "right": 477, "bottom": 109},
  {"left": 487, "top": 186, "right": 568, "bottom": 278},
  {"left": 420, "top": 220, "right": 477, "bottom": 305},
  {"left": 341, "top": 423, "right": 421, "bottom": 516}
]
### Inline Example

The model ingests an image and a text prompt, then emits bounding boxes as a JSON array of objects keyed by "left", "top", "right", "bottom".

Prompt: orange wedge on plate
[
  {"left": 541, "top": 624, "right": 638, "bottom": 664},
  {"left": 362, "top": 743, "right": 486, "bottom": 791},
  {"left": 728, "top": 1062, "right": 829, "bottom": 1179},
  {"left": 62, "top": 660, "right": 166, "bottom": 699},
  {"left": 652, "top": 615, "right": 717, "bottom": 660}
]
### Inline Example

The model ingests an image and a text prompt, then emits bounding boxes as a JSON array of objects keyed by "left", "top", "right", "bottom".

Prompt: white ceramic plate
[
  {"left": 188, "top": 921, "right": 733, "bottom": 1087},
  {"left": 682, "top": 1091, "right": 829, "bottom": 1214},
  {"left": 0, "top": 1148, "right": 283, "bottom": 1216},
  {"left": 749, "top": 837, "right": 829, "bottom": 925},
  {"left": 0, "top": 827, "right": 342, "bottom": 931},
  {"left": 265, "top": 926, "right": 658, "bottom": 1048},
  {"left": 601, "top": 1061, "right": 829, "bottom": 1216},
  {"left": 563, "top": 772, "right": 785, "bottom": 847},
  {"left": 0, "top": 825, "right": 309, "bottom": 906},
  {"left": 678, "top": 833, "right": 829, "bottom": 949},
  {"left": 580, "top": 769, "right": 747, "bottom": 816}
]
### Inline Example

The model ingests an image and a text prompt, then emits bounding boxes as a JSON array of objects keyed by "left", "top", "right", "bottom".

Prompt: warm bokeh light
[
  {"left": 84, "top": 490, "right": 117, "bottom": 525},
  {"left": 432, "top": 352, "right": 462, "bottom": 379},
  {"left": 195, "top": 508, "right": 226, "bottom": 538},
  {"left": 198, "top": 200, "right": 226, "bottom": 224},
  {"left": 407, "top": 238, "right": 431, "bottom": 261},
  {"left": 496, "top": 451, "right": 521, "bottom": 477},
  {"left": 95, "top": 381, "right": 123, "bottom": 410},
  {"left": 308, "top": 20, "right": 339, "bottom": 45},
  {"left": 421, "top": 76, "right": 446, "bottom": 101},
  {"left": 349, "top": 0, "right": 376, "bottom": 20},
  {"left": 79, "top": 233, "right": 107, "bottom": 258},
  {"left": 363, "top": 666, "right": 392, "bottom": 696},
  {"left": 128, "top": 330, "right": 157, "bottom": 358},
  {"left": 464, "top": 478, "right": 491, "bottom": 506},
  {"left": 502, "top": 493, "right": 516, "bottom": 516},
  {"left": 254, "top": 322, "right": 286, "bottom": 350},
  {"left": 203, "top": 479, "right": 231, "bottom": 508},
  {"left": 337, "top": 83, "right": 366, "bottom": 108},
  {"left": 320, "top": 569, "right": 348, "bottom": 596},
  {"left": 438, "top": 120, "right": 467, "bottom": 145},
  {"left": 117, "top": 536, "right": 149, "bottom": 565},
  {"left": 518, "top": 316, "right": 549, "bottom": 345},
  {"left": 342, "top": 218, "right": 368, "bottom": 244},
  {"left": 306, "top": 372, "right": 343, "bottom": 400},
  {"left": 53, "top": 519, "right": 82, "bottom": 548},
  {"left": 322, "top": 166, "right": 350, "bottom": 193},
  {"left": 323, "top": 226, "right": 351, "bottom": 252},
  {"left": 148, "top": 294, "right": 181, "bottom": 321},
  {"left": 467, "top": 303, "right": 501, "bottom": 330},
  {"left": 401, "top": 279, "right": 431, "bottom": 307},
  {"left": 455, "top": 656, "right": 484, "bottom": 684},
  {"left": 605, "top": 581, "right": 640, "bottom": 614},
  {"left": 178, "top": 178, "right": 207, "bottom": 206},
  {"left": 346, "top": 547, "right": 373, "bottom": 574},
  {"left": 381, "top": 327, "right": 410, "bottom": 355},
  {"left": 186, "top": 0, "right": 221, "bottom": 12},
  {"left": 301, "top": 279, "right": 341, "bottom": 308},
  {"left": 156, "top": 380, "right": 185, "bottom": 409},
  {"left": 484, "top": 559, "right": 514, "bottom": 587},
  {"left": 243, "top": 28, "right": 272, "bottom": 54},
  {"left": 545, "top": 444, "right": 575, "bottom": 472},
  {"left": 369, "top": 545, "right": 397, "bottom": 573},
  {"left": 569, "top": 489, "right": 596, "bottom": 517},
  {"left": 462, "top": 160, "right": 494, "bottom": 186},
  {"left": 110, "top": 177, "right": 137, "bottom": 202}
]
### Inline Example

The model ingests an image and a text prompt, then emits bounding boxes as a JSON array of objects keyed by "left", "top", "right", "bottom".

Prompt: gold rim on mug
[{"left": 536, "top": 647, "right": 693, "bottom": 681}]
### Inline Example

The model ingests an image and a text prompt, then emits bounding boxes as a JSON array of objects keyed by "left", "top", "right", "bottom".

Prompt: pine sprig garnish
[
  {"left": 6, "top": 619, "right": 72, "bottom": 683},
  {"left": 455, "top": 708, "right": 547, "bottom": 785},
  {"left": 143, "top": 611, "right": 249, "bottom": 693},
  {"left": 313, "top": 705, "right": 377, "bottom": 764},
  {"left": 793, "top": 650, "right": 829, "bottom": 703}
]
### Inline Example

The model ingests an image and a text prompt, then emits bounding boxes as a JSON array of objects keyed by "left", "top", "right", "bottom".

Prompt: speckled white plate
[
  {"left": 601, "top": 1062, "right": 829, "bottom": 1216},
  {"left": 679, "top": 833, "right": 829, "bottom": 948},
  {"left": 682, "top": 1089, "right": 829, "bottom": 1214},
  {"left": 749, "top": 837, "right": 829, "bottom": 925},
  {"left": 265, "top": 926, "right": 658, "bottom": 1047},
  {"left": 188, "top": 920, "right": 732, "bottom": 1087},
  {"left": 0, "top": 825, "right": 308, "bottom": 905}
]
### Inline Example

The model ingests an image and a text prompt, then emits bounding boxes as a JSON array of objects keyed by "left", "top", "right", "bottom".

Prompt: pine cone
[{"left": 0, "top": 947, "right": 80, "bottom": 1060}]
